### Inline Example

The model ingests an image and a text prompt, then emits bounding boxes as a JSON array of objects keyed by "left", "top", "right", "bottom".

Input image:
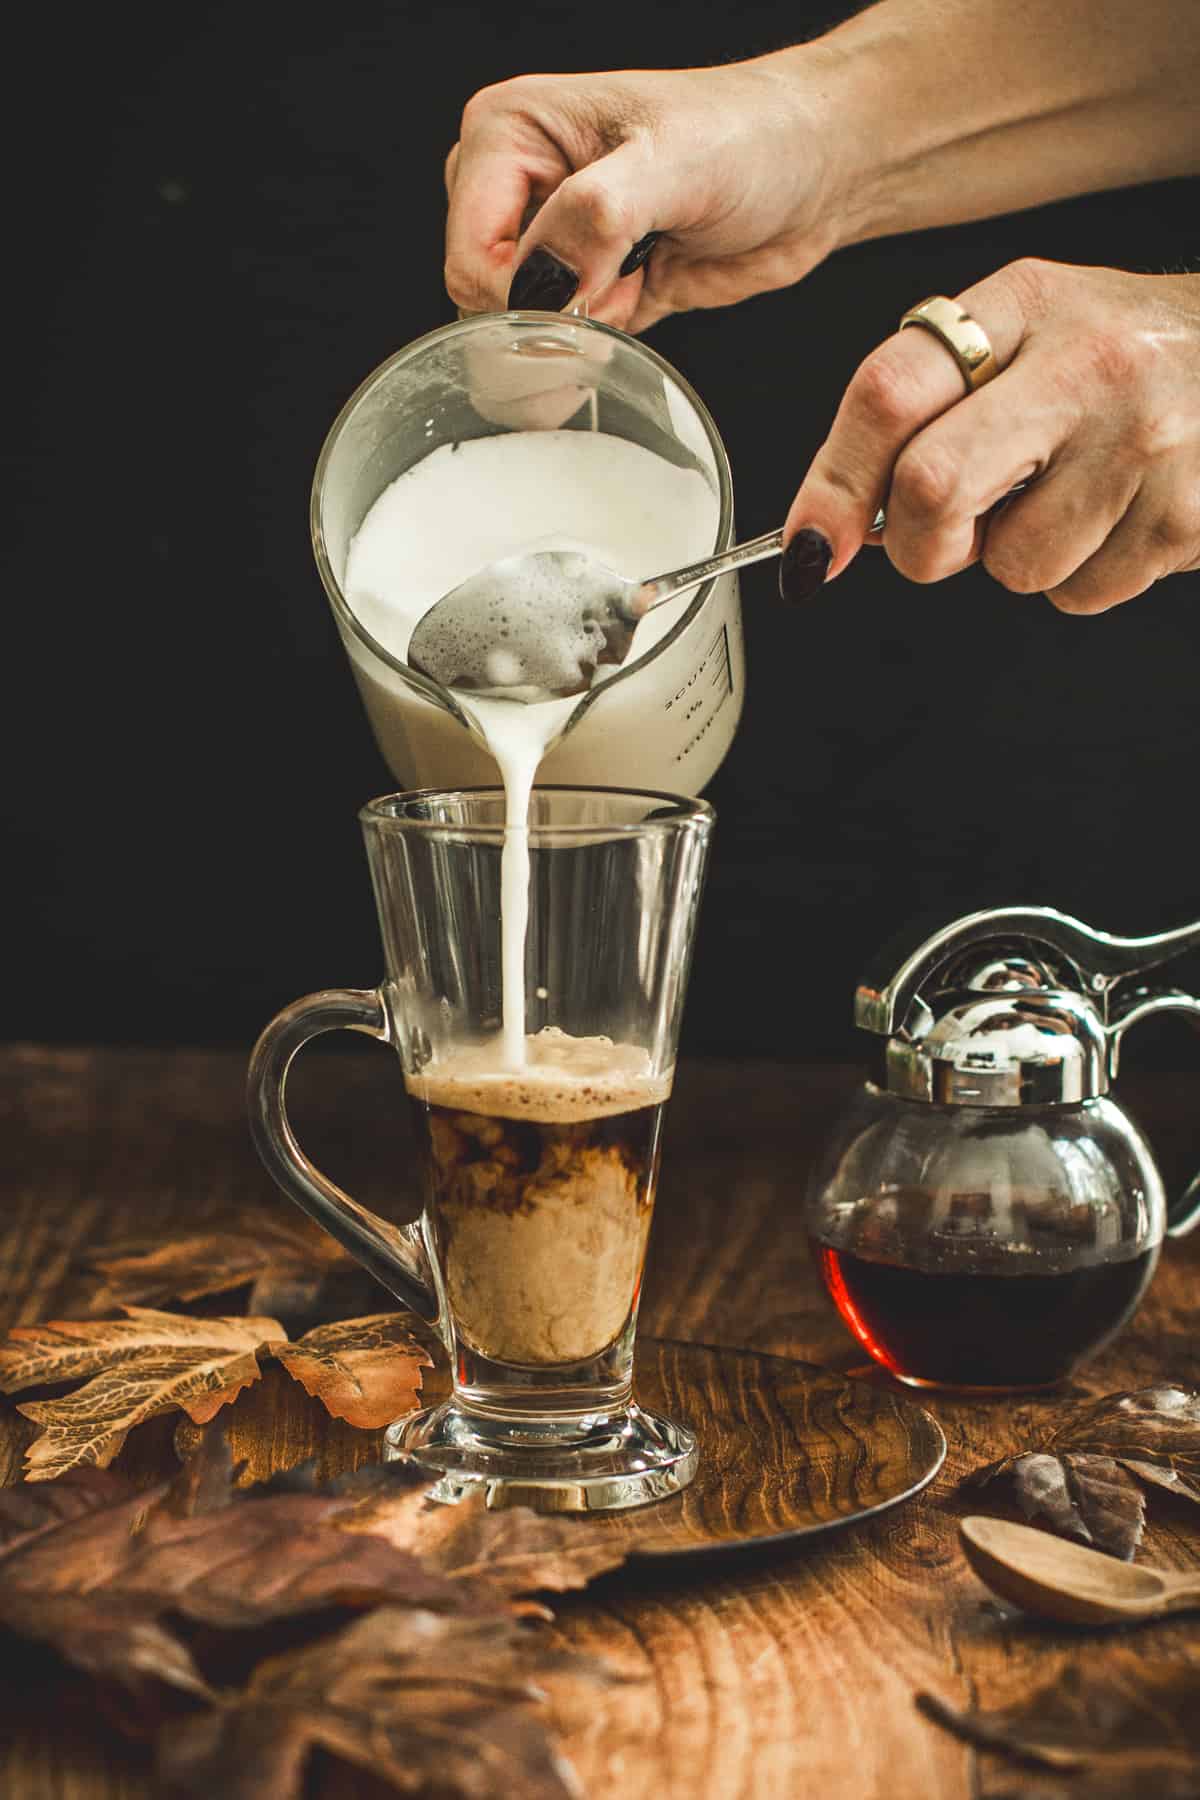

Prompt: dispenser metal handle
[
  {"left": 1107, "top": 989, "right": 1200, "bottom": 1238},
  {"left": 856, "top": 906, "right": 1200, "bottom": 1037}
]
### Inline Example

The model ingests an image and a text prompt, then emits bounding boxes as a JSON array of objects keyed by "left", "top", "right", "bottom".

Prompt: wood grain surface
[
  {"left": 2, "top": 1043, "right": 1199, "bottom": 1798},
  {"left": 411, "top": 1339, "right": 946, "bottom": 1554}
]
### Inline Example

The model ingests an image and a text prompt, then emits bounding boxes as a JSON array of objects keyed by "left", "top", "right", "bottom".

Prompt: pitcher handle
[{"left": 246, "top": 988, "right": 439, "bottom": 1319}]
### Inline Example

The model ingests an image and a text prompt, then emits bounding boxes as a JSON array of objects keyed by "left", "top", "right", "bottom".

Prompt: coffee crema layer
[
  {"left": 405, "top": 1027, "right": 672, "bottom": 1123},
  {"left": 407, "top": 1030, "right": 669, "bottom": 1366}
]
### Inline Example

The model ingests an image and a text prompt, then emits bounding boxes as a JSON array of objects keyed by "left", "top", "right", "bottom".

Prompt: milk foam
[
  {"left": 408, "top": 550, "right": 625, "bottom": 696},
  {"left": 406, "top": 1028, "right": 672, "bottom": 1124},
  {"left": 345, "top": 430, "right": 718, "bottom": 1067}
]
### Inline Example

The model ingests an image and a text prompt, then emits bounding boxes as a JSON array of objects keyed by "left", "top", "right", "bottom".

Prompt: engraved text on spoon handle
[{"left": 643, "top": 528, "right": 785, "bottom": 613}]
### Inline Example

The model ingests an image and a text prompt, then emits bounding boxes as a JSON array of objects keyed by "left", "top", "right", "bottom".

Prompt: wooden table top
[{"left": 2, "top": 1043, "right": 1198, "bottom": 1797}]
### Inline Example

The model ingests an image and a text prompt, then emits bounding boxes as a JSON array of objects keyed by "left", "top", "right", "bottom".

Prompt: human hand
[
  {"left": 444, "top": 58, "right": 845, "bottom": 331},
  {"left": 781, "top": 260, "right": 1200, "bottom": 612}
]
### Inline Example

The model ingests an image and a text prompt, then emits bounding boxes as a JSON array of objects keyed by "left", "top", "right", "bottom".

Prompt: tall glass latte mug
[{"left": 248, "top": 788, "right": 713, "bottom": 1510}]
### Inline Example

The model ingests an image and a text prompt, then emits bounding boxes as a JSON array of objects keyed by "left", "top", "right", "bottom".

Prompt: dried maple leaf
[
  {"left": 275, "top": 1314, "right": 431, "bottom": 1429},
  {"left": 919, "top": 1653, "right": 1200, "bottom": 1799},
  {"left": 0, "top": 1308, "right": 430, "bottom": 1478},
  {"left": 0, "top": 1308, "right": 287, "bottom": 1479},
  {"left": 157, "top": 1604, "right": 595, "bottom": 1800},
  {"left": 969, "top": 1385, "right": 1200, "bottom": 1559}
]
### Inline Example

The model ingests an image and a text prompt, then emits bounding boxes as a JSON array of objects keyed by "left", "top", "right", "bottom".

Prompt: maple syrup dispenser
[{"left": 807, "top": 907, "right": 1200, "bottom": 1391}]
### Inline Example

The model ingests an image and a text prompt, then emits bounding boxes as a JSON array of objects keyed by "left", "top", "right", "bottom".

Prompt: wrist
[{"left": 747, "top": 38, "right": 903, "bottom": 258}]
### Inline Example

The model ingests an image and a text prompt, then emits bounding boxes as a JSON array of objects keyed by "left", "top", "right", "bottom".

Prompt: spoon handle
[
  {"left": 641, "top": 528, "right": 785, "bottom": 612},
  {"left": 642, "top": 483, "right": 1029, "bottom": 614}
]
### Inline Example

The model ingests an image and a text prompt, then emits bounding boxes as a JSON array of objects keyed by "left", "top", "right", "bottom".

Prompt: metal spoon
[
  {"left": 960, "top": 1515, "right": 1200, "bottom": 1626},
  {"left": 405, "top": 482, "right": 1026, "bottom": 702},
  {"left": 407, "top": 527, "right": 785, "bottom": 700}
]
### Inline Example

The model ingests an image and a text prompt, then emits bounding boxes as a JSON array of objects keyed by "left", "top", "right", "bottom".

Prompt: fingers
[
  {"left": 1040, "top": 484, "right": 1200, "bottom": 614},
  {"left": 977, "top": 450, "right": 1139, "bottom": 601},
  {"left": 783, "top": 261, "right": 1045, "bottom": 586},
  {"left": 781, "top": 257, "right": 1200, "bottom": 613},
  {"left": 444, "top": 139, "right": 546, "bottom": 314},
  {"left": 445, "top": 83, "right": 578, "bottom": 314},
  {"left": 878, "top": 380, "right": 1046, "bottom": 586},
  {"left": 445, "top": 115, "right": 666, "bottom": 324},
  {"left": 877, "top": 342, "right": 1111, "bottom": 586},
  {"left": 506, "top": 140, "right": 663, "bottom": 314}
]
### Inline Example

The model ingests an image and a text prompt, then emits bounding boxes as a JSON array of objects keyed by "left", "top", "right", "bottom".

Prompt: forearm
[{"left": 767, "top": 0, "right": 1200, "bottom": 247}]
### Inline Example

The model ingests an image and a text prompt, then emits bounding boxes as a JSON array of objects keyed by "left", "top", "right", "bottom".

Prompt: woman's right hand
[{"left": 443, "top": 59, "right": 846, "bottom": 332}]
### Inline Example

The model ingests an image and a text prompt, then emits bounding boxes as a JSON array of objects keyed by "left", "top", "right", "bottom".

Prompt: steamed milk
[{"left": 345, "top": 430, "right": 719, "bottom": 1067}]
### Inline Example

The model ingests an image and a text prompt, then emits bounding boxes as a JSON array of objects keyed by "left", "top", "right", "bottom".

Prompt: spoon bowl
[
  {"left": 407, "top": 528, "right": 785, "bottom": 701},
  {"left": 960, "top": 1515, "right": 1200, "bottom": 1626}
]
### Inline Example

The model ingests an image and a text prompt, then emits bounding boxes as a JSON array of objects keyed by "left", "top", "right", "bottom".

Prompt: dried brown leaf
[
  {"left": 982, "top": 1768, "right": 1200, "bottom": 1800},
  {"left": 0, "top": 1464, "right": 136, "bottom": 1552},
  {"left": 0, "top": 1425, "right": 465, "bottom": 1698},
  {"left": 0, "top": 1471, "right": 214, "bottom": 1699},
  {"left": 148, "top": 1414, "right": 241, "bottom": 1522},
  {"left": 972, "top": 1450, "right": 1146, "bottom": 1560},
  {"left": 968, "top": 1385, "right": 1200, "bottom": 1559},
  {"left": 1052, "top": 1385, "right": 1200, "bottom": 1499},
  {"left": 0, "top": 1305, "right": 430, "bottom": 1476},
  {"left": 332, "top": 1460, "right": 631, "bottom": 1603},
  {"left": 85, "top": 1212, "right": 353, "bottom": 1316},
  {"left": 919, "top": 1654, "right": 1200, "bottom": 1798},
  {"left": 275, "top": 1314, "right": 432, "bottom": 1429},
  {"left": 0, "top": 1308, "right": 287, "bottom": 1479},
  {"left": 1117, "top": 1457, "right": 1200, "bottom": 1505},
  {"left": 0, "top": 1429, "right": 624, "bottom": 1798},
  {"left": 114, "top": 1495, "right": 465, "bottom": 1628},
  {"left": 156, "top": 1605, "right": 595, "bottom": 1800}
]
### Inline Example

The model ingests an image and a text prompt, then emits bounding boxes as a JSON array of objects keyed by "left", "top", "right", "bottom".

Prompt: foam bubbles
[
  {"left": 408, "top": 550, "right": 628, "bottom": 696},
  {"left": 406, "top": 1026, "right": 672, "bottom": 1123}
]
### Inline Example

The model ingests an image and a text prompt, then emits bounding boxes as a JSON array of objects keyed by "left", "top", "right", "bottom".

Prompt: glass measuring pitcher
[
  {"left": 247, "top": 786, "right": 714, "bottom": 1510},
  {"left": 311, "top": 313, "right": 744, "bottom": 796}
]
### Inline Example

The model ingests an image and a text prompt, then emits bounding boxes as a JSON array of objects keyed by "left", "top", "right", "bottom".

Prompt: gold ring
[{"left": 899, "top": 295, "right": 999, "bottom": 392}]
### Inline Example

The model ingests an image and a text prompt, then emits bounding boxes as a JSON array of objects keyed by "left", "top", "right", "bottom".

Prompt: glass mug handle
[{"left": 246, "top": 989, "right": 439, "bottom": 1320}]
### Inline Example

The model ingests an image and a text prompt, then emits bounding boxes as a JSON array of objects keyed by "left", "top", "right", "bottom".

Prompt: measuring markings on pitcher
[{"left": 670, "top": 624, "right": 734, "bottom": 763}]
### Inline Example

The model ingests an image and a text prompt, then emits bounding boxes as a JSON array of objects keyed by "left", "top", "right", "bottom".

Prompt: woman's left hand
[{"left": 782, "top": 259, "right": 1200, "bottom": 612}]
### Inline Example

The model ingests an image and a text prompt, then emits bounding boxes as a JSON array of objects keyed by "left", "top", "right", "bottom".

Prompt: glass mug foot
[{"left": 384, "top": 1400, "right": 698, "bottom": 1512}]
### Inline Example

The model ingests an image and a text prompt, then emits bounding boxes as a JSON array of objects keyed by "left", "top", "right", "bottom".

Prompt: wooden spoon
[{"left": 961, "top": 1515, "right": 1200, "bottom": 1625}]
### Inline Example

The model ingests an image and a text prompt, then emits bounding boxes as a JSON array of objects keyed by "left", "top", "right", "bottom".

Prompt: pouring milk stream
[{"left": 344, "top": 428, "right": 720, "bottom": 1066}]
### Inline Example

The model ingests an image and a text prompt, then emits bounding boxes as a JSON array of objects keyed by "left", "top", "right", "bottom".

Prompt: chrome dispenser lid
[{"left": 856, "top": 908, "right": 1200, "bottom": 1106}]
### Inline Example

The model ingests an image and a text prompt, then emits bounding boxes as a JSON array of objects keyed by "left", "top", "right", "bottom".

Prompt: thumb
[{"left": 506, "top": 141, "right": 666, "bottom": 313}]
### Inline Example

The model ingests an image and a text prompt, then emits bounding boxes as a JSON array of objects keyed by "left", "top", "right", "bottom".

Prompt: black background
[{"left": 9, "top": 0, "right": 1200, "bottom": 1065}]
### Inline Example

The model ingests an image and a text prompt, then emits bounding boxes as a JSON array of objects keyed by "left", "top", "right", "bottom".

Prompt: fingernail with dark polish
[
  {"left": 619, "top": 231, "right": 662, "bottom": 278},
  {"left": 507, "top": 248, "right": 579, "bottom": 312},
  {"left": 779, "top": 529, "right": 833, "bottom": 603}
]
